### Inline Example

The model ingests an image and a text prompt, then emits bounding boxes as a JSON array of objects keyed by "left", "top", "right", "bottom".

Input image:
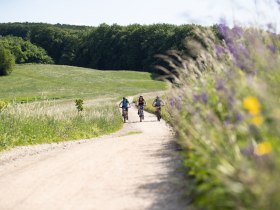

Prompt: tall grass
[
  {"left": 164, "top": 24, "right": 280, "bottom": 209},
  {"left": 0, "top": 99, "right": 122, "bottom": 151}
]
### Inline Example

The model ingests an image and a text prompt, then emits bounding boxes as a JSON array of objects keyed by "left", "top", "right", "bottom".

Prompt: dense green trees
[
  {"left": 0, "top": 36, "right": 53, "bottom": 64},
  {"left": 0, "top": 47, "right": 15, "bottom": 76},
  {"left": 0, "top": 23, "right": 90, "bottom": 65},
  {"left": 0, "top": 22, "right": 201, "bottom": 72},
  {"left": 75, "top": 23, "right": 196, "bottom": 72}
]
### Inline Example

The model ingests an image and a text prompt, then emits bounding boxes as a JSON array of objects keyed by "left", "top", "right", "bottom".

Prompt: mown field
[{"left": 0, "top": 64, "right": 167, "bottom": 151}]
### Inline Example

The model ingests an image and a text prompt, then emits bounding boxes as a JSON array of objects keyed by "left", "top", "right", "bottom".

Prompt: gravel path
[{"left": 0, "top": 104, "right": 186, "bottom": 210}]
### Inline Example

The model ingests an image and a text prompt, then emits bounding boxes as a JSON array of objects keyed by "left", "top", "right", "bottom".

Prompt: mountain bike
[
  {"left": 120, "top": 107, "right": 129, "bottom": 123},
  {"left": 153, "top": 105, "right": 164, "bottom": 121},
  {"left": 138, "top": 105, "right": 145, "bottom": 122},
  {"left": 123, "top": 108, "right": 128, "bottom": 123}
]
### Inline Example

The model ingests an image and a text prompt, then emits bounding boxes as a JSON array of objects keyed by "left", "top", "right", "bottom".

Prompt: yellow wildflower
[
  {"left": 251, "top": 115, "right": 264, "bottom": 126},
  {"left": 254, "top": 142, "right": 272, "bottom": 156},
  {"left": 243, "top": 96, "right": 261, "bottom": 116}
]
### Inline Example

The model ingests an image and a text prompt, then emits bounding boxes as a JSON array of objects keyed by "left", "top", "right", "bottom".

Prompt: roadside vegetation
[
  {"left": 165, "top": 24, "right": 280, "bottom": 209},
  {"left": 0, "top": 64, "right": 166, "bottom": 151},
  {"left": 0, "top": 100, "right": 122, "bottom": 151}
]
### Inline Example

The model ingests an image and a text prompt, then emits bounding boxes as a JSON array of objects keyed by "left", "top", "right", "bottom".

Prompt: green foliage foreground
[
  {"left": 0, "top": 100, "right": 122, "bottom": 151},
  {"left": 166, "top": 27, "right": 280, "bottom": 209}
]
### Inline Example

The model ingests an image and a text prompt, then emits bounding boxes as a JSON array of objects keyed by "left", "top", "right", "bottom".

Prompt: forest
[{"left": 0, "top": 22, "right": 207, "bottom": 73}]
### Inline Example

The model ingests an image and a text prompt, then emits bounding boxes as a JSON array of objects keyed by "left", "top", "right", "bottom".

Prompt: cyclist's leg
[{"left": 138, "top": 105, "right": 141, "bottom": 115}]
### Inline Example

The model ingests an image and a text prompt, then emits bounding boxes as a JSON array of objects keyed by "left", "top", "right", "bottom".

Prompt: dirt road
[{"left": 0, "top": 105, "right": 185, "bottom": 210}]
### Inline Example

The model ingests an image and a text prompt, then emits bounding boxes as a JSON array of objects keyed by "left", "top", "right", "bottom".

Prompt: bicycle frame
[
  {"left": 154, "top": 105, "right": 162, "bottom": 121},
  {"left": 120, "top": 107, "right": 129, "bottom": 123},
  {"left": 138, "top": 105, "right": 144, "bottom": 122}
]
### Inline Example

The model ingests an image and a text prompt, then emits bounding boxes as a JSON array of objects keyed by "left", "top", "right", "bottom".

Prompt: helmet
[{"left": 156, "top": 96, "right": 159, "bottom": 99}]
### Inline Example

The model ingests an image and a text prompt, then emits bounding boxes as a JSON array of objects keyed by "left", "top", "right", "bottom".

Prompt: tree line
[{"left": 0, "top": 22, "right": 206, "bottom": 74}]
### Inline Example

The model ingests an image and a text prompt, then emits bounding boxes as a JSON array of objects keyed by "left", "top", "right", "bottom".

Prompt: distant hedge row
[{"left": 0, "top": 22, "right": 210, "bottom": 73}]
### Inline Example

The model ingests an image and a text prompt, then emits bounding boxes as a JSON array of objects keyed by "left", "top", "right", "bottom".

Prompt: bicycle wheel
[
  {"left": 123, "top": 110, "right": 127, "bottom": 123},
  {"left": 139, "top": 110, "right": 143, "bottom": 122},
  {"left": 157, "top": 113, "right": 161, "bottom": 121}
]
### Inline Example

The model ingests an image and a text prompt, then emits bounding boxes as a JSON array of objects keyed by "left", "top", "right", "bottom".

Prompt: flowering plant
[{"left": 165, "top": 20, "right": 280, "bottom": 210}]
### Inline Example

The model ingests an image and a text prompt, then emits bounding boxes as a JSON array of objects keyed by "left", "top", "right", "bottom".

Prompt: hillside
[{"left": 0, "top": 64, "right": 166, "bottom": 102}]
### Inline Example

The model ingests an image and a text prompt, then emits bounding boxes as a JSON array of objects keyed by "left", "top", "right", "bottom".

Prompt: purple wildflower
[
  {"left": 192, "top": 94, "right": 201, "bottom": 103},
  {"left": 224, "top": 116, "right": 231, "bottom": 125},
  {"left": 234, "top": 112, "right": 243, "bottom": 123},
  {"left": 215, "top": 79, "right": 225, "bottom": 91},
  {"left": 218, "top": 20, "right": 231, "bottom": 42},
  {"left": 192, "top": 93, "right": 208, "bottom": 104},
  {"left": 232, "top": 26, "right": 243, "bottom": 38},
  {"left": 227, "top": 43, "right": 238, "bottom": 59},
  {"left": 268, "top": 44, "right": 277, "bottom": 54},
  {"left": 215, "top": 45, "right": 226, "bottom": 59},
  {"left": 169, "top": 98, "right": 175, "bottom": 107},
  {"left": 237, "top": 43, "right": 249, "bottom": 58},
  {"left": 201, "top": 93, "right": 208, "bottom": 104}
]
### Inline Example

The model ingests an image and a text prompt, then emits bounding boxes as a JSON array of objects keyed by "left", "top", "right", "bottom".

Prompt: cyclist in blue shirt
[{"left": 119, "top": 97, "right": 130, "bottom": 117}]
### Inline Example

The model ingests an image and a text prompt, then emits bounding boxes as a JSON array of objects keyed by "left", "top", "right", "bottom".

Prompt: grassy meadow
[
  {"left": 0, "top": 64, "right": 166, "bottom": 102},
  {"left": 0, "top": 64, "right": 166, "bottom": 151}
]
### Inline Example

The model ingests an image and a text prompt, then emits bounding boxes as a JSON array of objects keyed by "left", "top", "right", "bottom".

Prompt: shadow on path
[{"left": 137, "top": 140, "right": 189, "bottom": 210}]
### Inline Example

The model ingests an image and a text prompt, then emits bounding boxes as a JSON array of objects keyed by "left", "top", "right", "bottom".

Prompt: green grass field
[
  {"left": 0, "top": 64, "right": 167, "bottom": 151},
  {"left": 0, "top": 64, "right": 167, "bottom": 102}
]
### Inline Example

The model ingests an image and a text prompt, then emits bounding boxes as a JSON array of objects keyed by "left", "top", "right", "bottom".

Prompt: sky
[{"left": 0, "top": 0, "right": 280, "bottom": 29}]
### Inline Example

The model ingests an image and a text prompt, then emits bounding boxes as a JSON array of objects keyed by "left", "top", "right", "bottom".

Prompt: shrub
[
  {"left": 0, "top": 47, "right": 15, "bottom": 75},
  {"left": 75, "top": 99, "right": 84, "bottom": 113}
]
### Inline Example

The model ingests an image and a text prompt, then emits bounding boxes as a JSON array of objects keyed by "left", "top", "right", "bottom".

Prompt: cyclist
[
  {"left": 136, "top": 95, "right": 146, "bottom": 116},
  {"left": 152, "top": 96, "right": 164, "bottom": 108},
  {"left": 153, "top": 96, "right": 164, "bottom": 120},
  {"left": 119, "top": 97, "right": 130, "bottom": 118}
]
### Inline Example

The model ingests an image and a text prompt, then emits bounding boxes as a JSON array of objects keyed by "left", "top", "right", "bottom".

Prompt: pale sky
[{"left": 0, "top": 0, "right": 279, "bottom": 29}]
